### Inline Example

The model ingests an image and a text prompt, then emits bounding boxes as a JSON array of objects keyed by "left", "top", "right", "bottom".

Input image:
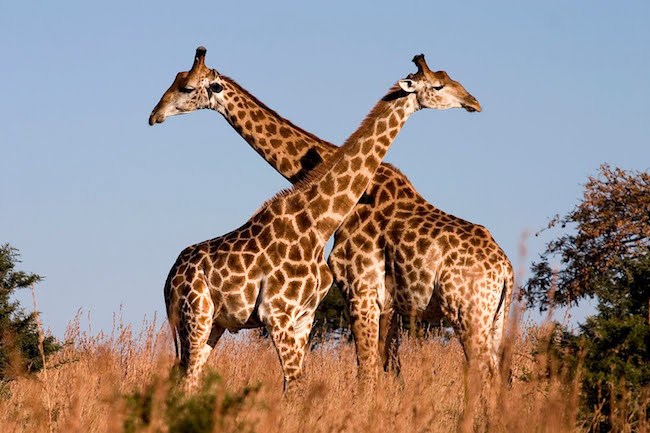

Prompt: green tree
[
  {"left": 0, "top": 244, "right": 59, "bottom": 380},
  {"left": 578, "top": 255, "right": 649, "bottom": 431},
  {"left": 523, "top": 165, "right": 650, "bottom": 431}
]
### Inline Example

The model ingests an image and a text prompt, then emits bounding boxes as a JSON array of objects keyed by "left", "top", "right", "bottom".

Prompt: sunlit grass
[{"left": 5, "top": 311, "right": 637, "bottom": 433}]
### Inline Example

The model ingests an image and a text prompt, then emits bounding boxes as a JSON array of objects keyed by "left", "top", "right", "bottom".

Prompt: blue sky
[{"left": 2, "top": 1, "right": 648, "bottom": 338}]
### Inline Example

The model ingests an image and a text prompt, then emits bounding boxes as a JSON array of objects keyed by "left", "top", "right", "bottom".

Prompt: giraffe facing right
[
  {"left": 150, "top": 48, "right": 513, "bottom": 387},
  {"left": 154, "top": 51, "right": 482, "bottom": 390}
]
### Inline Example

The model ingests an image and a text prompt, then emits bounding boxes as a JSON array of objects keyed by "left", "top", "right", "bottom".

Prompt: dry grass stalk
[
  {"left": 0, "top": 310, "right": 647, "bottom": 433},
  {"left": 30, "top": 284, "right": 54, "bottom": 433}
]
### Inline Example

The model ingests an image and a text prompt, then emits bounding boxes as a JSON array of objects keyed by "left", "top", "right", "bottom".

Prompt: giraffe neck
[
  {"left": 212, "top": 76, "right": 337, "bottom": 183},
  {"left": 294, "top": 84, "right": 419, "bottom": 242}
]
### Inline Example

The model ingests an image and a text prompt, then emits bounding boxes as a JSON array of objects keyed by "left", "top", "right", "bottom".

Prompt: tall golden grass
[{"left": 4, "top": 309, "right": 635, "bottom": 433}]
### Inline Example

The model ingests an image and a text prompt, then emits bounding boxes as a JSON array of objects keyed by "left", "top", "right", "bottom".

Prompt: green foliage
[
  {"left": 581, "top": 314, "right": 649, "bottom": 396},
  {"left": 524, "top": 165, "right": 650, "bottom": 431},
  {"left": 578, "top": 255, "right": 650, "bottom": 430},
  {"left": 542, "top": 307, "right": 649, "bottom": 432},
  {"left": 0, "top": 243, "right": 59, "bottom": 380},
  {"left": 124, "top": 371, "right": 260, "bottom": 433}
]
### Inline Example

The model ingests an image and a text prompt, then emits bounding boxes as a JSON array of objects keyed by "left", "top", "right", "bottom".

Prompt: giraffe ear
[{"left": 398, "top": 79, "right": 416, "bottom": 93}]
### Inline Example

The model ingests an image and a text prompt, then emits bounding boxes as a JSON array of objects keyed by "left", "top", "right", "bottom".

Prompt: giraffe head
[
  {"left": 398, "top": 55, "right": 481, "bottom": 112},
  {"left": 149, "top": 47, "right": 223, "bottom": 125}
]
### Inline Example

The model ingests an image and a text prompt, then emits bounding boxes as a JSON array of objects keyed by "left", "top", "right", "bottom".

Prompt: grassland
[{"left": 9, "top": 309, "right": 643, "bottom": 433}]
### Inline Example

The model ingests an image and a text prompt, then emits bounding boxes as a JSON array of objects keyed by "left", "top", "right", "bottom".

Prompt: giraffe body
[
  {"left": 165, "top": 201, "right": 334, "bottom": 388},
  {"left": 336, "top": 202, "right": 513, "bottom": 374},
  {"left": 151, "top": 48, "right": 498, "bottom": 389}
]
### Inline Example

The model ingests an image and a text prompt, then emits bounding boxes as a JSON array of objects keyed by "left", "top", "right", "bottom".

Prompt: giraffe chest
[
  {"left": 211, "top": 234, "right": 331, "bottom": 329},
  {"left": 210, "top": 270, "right": 265, "bottom": 330}
]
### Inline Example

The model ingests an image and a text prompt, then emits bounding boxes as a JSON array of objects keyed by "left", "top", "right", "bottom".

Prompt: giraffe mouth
[
  {"left": 461, "top": 96, "right": 482, "bottom": 113},
  {"left": 461, "top": 103, "right": 480, "bottom": 113}
]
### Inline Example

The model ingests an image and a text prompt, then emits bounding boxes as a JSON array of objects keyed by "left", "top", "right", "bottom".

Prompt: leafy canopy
[{"left": 523, "top": 164, "right": 650, "bottom": 310}]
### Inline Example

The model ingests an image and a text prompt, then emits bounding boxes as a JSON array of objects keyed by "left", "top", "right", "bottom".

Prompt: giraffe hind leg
[{"left": 456, "top": 313, "right": 495, "bottom": 433}]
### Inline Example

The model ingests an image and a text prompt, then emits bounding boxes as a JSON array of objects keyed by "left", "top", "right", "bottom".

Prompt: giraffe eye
[
  {"left": 209, "top": 82, "right": 223, "bottom": 93},
  {"left": 180, "top": 86, "right": 195, "bottom": 94},
  {"left": 433, "top": 85, "right": 444, "bottom": 91}
]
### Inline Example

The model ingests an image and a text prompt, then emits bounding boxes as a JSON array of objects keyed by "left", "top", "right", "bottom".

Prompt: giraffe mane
[
  {"left": 250, "top": 82, "right": 407, "bottom": 217},
  {"left": 221, "top": 75, "right": 335, "bottom": 148},
  {"left": 381, "top": 161, "right": 419, "bottom": 191}
]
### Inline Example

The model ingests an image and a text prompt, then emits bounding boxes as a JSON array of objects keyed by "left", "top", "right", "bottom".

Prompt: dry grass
[{"left": 1, "top": 311, "right": 612, "bottom": 433}]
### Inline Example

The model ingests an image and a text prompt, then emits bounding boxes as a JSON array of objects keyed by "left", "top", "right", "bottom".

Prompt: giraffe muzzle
[
  {"left": 461, "top": 97, "right": 482, "bottom": 113},
  {"left": 149, "top": 112, "right": 164, "bottom": 126}
]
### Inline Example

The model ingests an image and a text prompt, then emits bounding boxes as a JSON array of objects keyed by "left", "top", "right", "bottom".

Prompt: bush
[
  {"left": 0, "top": 244, "right": 59, "bottom": 380},
  {"left": 124, "top": 371, "right": 260, "bottom": 433}
]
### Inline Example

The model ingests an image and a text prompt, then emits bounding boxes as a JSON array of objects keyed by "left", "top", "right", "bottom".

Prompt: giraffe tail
[
  {"left": 491, "top": 279, "right": 508, "bottom": 327},
  {"left": 169, "top": 316, "right": 180, "bottom": 361},
  {"left": 163, "top": 269, "right": 181, "bottom": 363},
  {"left": 490, "top": 266, "right": 514, "bottom": 370}
]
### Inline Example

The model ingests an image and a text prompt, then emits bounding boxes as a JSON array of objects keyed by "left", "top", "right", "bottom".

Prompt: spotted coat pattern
[{"left": 150, "top": 48, "right": 506, "bottom": 389}]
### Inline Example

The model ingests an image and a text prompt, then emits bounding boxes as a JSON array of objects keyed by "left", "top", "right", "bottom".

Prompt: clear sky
[{"left": 2, "top": 1, "right": 649, "bottom": 338}]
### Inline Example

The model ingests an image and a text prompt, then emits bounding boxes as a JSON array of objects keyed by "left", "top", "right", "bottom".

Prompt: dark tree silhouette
[{"left": 0, "top": 244, "right": 59, "bottom": 380}]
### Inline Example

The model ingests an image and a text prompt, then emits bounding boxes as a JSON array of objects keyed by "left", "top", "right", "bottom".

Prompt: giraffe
[{"left": 150, "top": 48, "right": 507, "bottom": 390}]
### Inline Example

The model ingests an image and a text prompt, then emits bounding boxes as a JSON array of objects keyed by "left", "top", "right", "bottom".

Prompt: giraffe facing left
[{"left": 151, "top": 48, "right": 482, "bottom": 390}]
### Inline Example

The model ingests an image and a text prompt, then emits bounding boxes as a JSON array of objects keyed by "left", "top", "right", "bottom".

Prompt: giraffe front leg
[{"left": 267, "top": 314, "right": 309, "bottom": 392}]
